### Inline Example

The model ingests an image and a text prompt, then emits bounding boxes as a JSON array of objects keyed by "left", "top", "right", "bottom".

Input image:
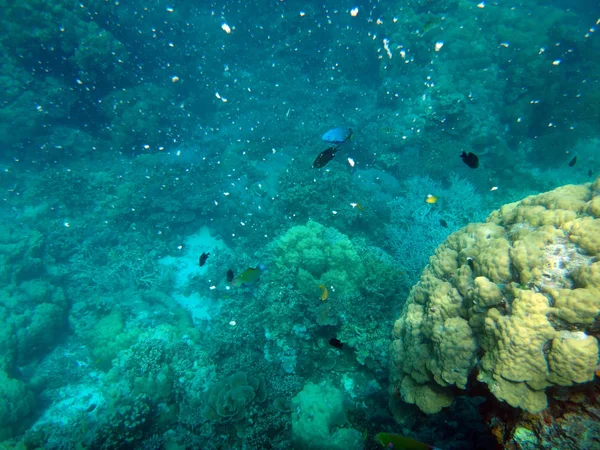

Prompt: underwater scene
[{"left": 1, "top": 0, "right": 600, "bottom": 449}]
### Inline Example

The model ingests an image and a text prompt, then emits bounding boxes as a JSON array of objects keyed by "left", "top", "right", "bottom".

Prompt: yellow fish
[
  {"left": 232, "top": 264, "right": 265, "bottom": 287},
  {"left": 318, "top": 284, "right": 328, "bottom": 301},
  {"left": 425, "top": 194, "right": 438, "bottom": 204},
  {"left": 375, "top": 432, "right": 441, "bottom": 449}
]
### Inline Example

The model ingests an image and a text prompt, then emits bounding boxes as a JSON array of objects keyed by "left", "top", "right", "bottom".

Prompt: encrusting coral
[{"left": 390, "top": 177, "right": 600, "bottom": 414}]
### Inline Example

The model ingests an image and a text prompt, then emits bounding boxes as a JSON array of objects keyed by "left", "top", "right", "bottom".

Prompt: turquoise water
[{"left": 0, "top": 1, "right": 598, "bottom": 448}]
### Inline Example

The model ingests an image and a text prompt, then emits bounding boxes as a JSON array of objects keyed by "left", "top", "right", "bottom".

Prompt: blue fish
[{"left": 322, "top": 127, "right": 353, "bottom": 146}]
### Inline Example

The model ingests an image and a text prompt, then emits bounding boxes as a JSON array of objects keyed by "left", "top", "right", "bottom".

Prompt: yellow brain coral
[{"left": 390, "top": 178, "right": 600, "bottom": 414}]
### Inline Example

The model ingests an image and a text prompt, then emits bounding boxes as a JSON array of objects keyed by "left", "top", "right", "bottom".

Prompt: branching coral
[{"left": 390, "top": 178, "right": 600, "bottom": 414}]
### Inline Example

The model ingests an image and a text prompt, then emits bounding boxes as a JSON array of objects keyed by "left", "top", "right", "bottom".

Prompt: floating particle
[
  {"left": 477, "top": 2, "right": 485, "bottom": 8},
  {"left": 383, "top": 38, "right": 393, "bottom": 58},
  {"left": 434, "top": 41, "right": 444, "bottom": 52},
  {"left": 166, "top": 6, "right": 174, "bottom": 12},
  {"left": 171, "top": 76, "right": 179, "bottom": 82},
  {"left": 490, "top": 186, "right": 499, "bottom": 191},
  {"left": 350, "top": 7, "right": 359, "bottom": 16},
  {"left": 552, "top": 59, "right": 561, "bottom": 65},
  {"left": 221, "top": 23, "right": 231, "bottom": 34},
  {"left": 347, "top": 157, "right": 355, "bottom": 167},
  {"left": 229, "top": 320, "right": 237, "bottom": 327}
]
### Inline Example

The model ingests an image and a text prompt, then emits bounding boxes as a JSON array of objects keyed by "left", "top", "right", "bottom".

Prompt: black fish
[
  {"left": 589, "top": 169, "right": 594, "bottom": 177},
  {"left": 313, "top": 146, "right": 339, "bottom": 168},
  {"left": 329, "top": 338, "right": 344, "bottom": 350},
  {"left": 199, "top": 252, "right": 210, "bottom": 267},
  {"left": 439, "top": 219, "right": 448, "bottom": 228},
  {"left": 569, "top": 156, "right": 577, "bottom": 167},
  {"left": 226, "top": 269, "right": 234, "bottom": 283},
  {"left": 460, "top": 151, "right": 479, "bottom": 169},
  {"left": 467, "top": 257, "right": 475, "bottom": 271},
  {"left": 85, "top": 404, "right": 97, "bottom": 413}
]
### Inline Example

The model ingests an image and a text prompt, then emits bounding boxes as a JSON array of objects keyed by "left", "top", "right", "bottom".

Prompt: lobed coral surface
[{"left": 390, "top": 177, "right": 600, "bottom": 414}]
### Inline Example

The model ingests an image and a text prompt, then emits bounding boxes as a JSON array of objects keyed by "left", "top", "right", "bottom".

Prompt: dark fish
[
  {"left": 85, "top": 404, "right": 97, "bottom": 413},
  {"left": 226, "top": 269, "right": 234, "bottom": 283},
  {"left": 329, "top": 338, "right": 343, "bottom": 350},
  {"left": 199, "top": 252, "right": 210, "bottom": 267},
  {"left": 569, "top": 156, "right": 577, "bottom": 167},
  {"left": 467, "top": 257, "right": 475, "bottom": 271},
  {"left": 460, "top": 151, "right": 479, "bottom": 169},
  {"left": 313, "top": 146, "right": 339, "bottom": 168},
  {"left": 589, "top": 169, "right": 593, "bottom": 177},
  {"left": 439, "top": 219, "right": 448, "bottom": 228}
]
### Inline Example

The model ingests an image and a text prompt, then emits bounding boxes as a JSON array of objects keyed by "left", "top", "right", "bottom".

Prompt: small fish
[
  {"left": 85, "top": 404, "right": 97, "bottom": 413},
  {"left": 419, "top": 19, "right": 439, "bottom": 35},
  {"left": 569, "top": 156, "right": 577, "bottom": 167},
  {"left": 329, "top": 338, "right": 343, "bottom": 350},
  {"left": 322, "top": 127, "right": 353, "bottom": 145},
  {"left": 589, "top": 169, "right": 594, "bottom": 177},
  {"left": 467, "top": 257, "right": 475, "bottom": 271},
  {"left": 460, "top": 151, "right": 479, "bottom": 169},
  {"left": 380, "top": 126, "right": 398, "bottom": 135},
  {"left": 199, "top": 252, "right": 210, "bottom": 267},
  {"left": 439, "top": 219, "right": 448, "bottom": 228},
  {"left": 318, "top": 284, "right": 328, "bottom": 301},
  {"left": 350, "top": 202, "right": 364, "bottom": 211},
  {"left": 313, "top": 146, "right": 339, "bottom": 168},
  {"left": 375, "top": 432, "right": 440, "bottom": 450},
  {"left": 232, "top": 264, "right": 265, "bottom": 287},
  {"left": 226, "top": 269, "right": 234, "bottom": 283},
  {"left": 425, "top": 194, "right": 438, "bottom": 204}
]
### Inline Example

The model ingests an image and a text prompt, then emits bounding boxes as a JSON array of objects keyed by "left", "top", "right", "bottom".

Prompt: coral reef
[
  {"left": 0, "top": 371, "right": 36, "bottom": 441},
  {"left": 291, "top": 382, "right": 363, "bottom": 450},
  {"left": 273, "top": 220, "right": 366, "bottom": 297},
  {"left": 390, "top": 178, "right": 600, "bottom": 415},
  {"left": 0, "top": 0, "right": 599, "bottom": 447},
  {"left": 201, "top": 372, "right": 267, "bottom": 423}
]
